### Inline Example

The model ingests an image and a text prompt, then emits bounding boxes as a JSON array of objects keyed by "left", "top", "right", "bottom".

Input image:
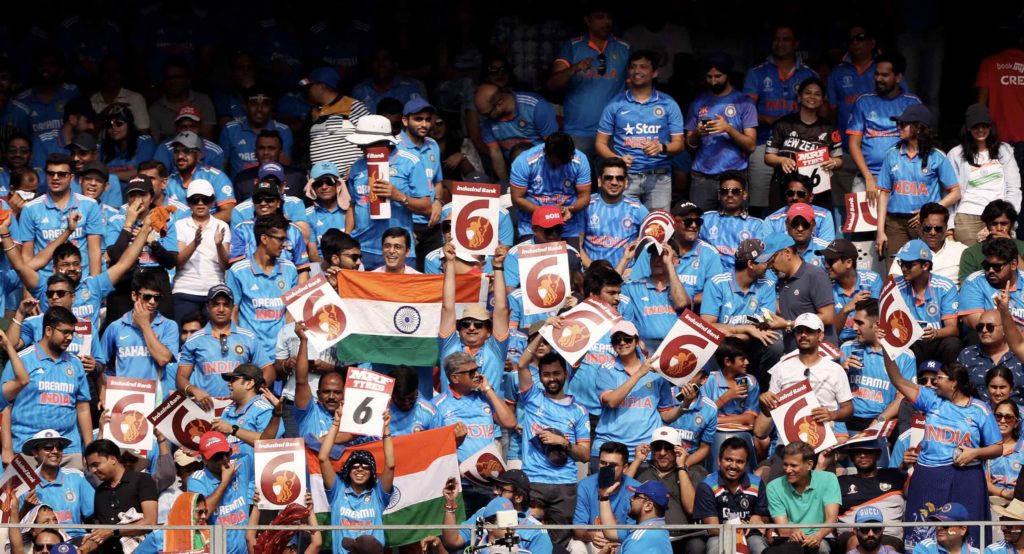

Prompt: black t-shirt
[
  {"left": 764, "top": 114, "right": 842, "bottom": 184},
  {"left": 837, "top": 468, "right": 906, "bottom": 514},
  {"left": 91, "top": 469, "right": 159, "bottom": 553}
]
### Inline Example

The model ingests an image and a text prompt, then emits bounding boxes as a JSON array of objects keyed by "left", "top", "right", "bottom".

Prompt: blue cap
[
  {"left": 299, "top": 67, "right": 340, "bottom": 89},
  {"left": 855, "top": 506, "right": 884, "bottom": 523},
  {"left": 895, "top": 239, "right": 932, "bottom": 263},
  {"left": 482, "top": 496, "right": 515, "bottom": 519},
  {"left": 628, "top": 480, "right": 670, "bottom": 509},
  {"left": 919, "top": 360, "right": 942, "bottom": 374},
  {"left": 258, "top": 162, "right": 285, "bottom": 182},
  {"left": 311, "top": 161, "right": 340, "bottom": 180},
  {"left": 403, "top": 97, "right": 436, "bottom": 116},
  {"left": 755, "top": 233, "right": 796, "bottom": 263},
  {"left": 928, "top": 502, "right": 969, "bottom": 522}
]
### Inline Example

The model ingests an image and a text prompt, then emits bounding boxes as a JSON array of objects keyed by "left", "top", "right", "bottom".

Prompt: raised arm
[
  {"left": 318, "top": 408, "right": 343, "bottom": 491},
  {"left": 491, "top": 246, "right": 509, "bottom": 338},
  {"left": 293, "top": 323, "right": 313, "bottom": 410},
  {"left": 381, "top": 410, "right": 395, "bottom": 493},
  {"left": 0, "top": 332, "right": 30, "bottom": 402},
  {"left": 440, "top": 243, "right": 458, "bottom": 336}
]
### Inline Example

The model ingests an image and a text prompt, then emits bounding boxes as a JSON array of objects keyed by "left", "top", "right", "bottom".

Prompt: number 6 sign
[{"left": 339, "top": 368, "right": 396, "bottom": 436}]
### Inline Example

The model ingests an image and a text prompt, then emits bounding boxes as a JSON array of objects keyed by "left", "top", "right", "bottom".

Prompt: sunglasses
[
  {"left": 858, "top": 527, "right": 883, "bottom": 536},
  {"left": 46, "top": 289, "right": 71, "bottom": 298},
  {"left": 897, "top": 260, "right": 922, "bottom": 269},
  {"left": 109, "top": 119, "right": 127, "bottom": 127},
  {"left": 458, "top": 319, "right": 486, "bottom": 330},
  {"left": 922, "top": 225, "right": 945, "bottom": 234},
  {"left": 265, "top": 234, "right": 288, "bottom": 243},
  {"left": 976, "top": 322, "right": 1000, "bottom": 333},
  {"left": 349, "top": 462, "right": 372, "bottom": 470},
  {"left": 917, "top": 376, "right": 936, "bottom": 386},
  {"left": 849, "top": 32, "right": 869, "bottom": 43},
  {"left": 983, "top": 260, "right": 1009, "bottom": 272},
  {"left": 719, "top": 188, "right": 743, "bottom": 196},
  {"left": 451, "top": 367, "right": 480, "bottom": 376},
  {"left": 38, "top": 442, "right": 65, "bottom": 452},
  {"left": 611, "top": 334, "right": 636, "bottom": 345},
  {"left": 141, "top": 293, "right": 162, "bottom": 303},
  {"left": 209, "top": 452, "right": 230, "bottom": 461},
  {"left": 996, "top": 413, "right": 1019, "bottom": 421},
  {"left": 602, "top": 174, "right": 627, "bottom": 181},
  {"left": 682, "top": 217, "right": 703, "bottom": 227},
  {"left": 188, "top": 195, "right": 214, "bottom": 205},
  {"left": 254, "top": 196, "right": 280, "bottom": 205},
  {"left": 789, "top": 219, "right": 812, "bottom": 230},
  {"left": 33, "top": 544, "right": 57, "bottom": 552},
  {"left": 313, "top": 179, "right": 337, "bottom": 189},
  {"left": 45, "top": 170, "right": 71, "bottom": 178},
  {"left": 786, "top": 190, "right": 808, "bottom": 198}
]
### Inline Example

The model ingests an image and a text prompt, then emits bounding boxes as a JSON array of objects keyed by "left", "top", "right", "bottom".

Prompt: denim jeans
[{"left": 626, "top": 168, "right": 672, "bottom": 210}]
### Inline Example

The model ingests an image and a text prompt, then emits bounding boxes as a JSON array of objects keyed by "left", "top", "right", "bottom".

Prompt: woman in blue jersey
[
  {"left": 100, "top": 103, "right": 156, "bottom": 182},
  {"left": 318, "top": 406, "right": 395, "bottom": 553},
  {"left": 987, "top": 400, "right": 1024, "bottom": 504},
  {"left": 880, "top": 341, "right": 1001, "bottom": 548}
]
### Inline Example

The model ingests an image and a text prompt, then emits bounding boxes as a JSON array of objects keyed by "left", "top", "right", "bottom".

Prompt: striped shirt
[{"left": 309, "top": 96, "right": 371, "bottom": 179}]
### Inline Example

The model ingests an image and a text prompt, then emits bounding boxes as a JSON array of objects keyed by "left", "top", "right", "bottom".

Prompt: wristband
[
  {"left": 3, "top": 245, "right": 14, "bottom": 252},
  {"left": 0, "top": 233, "right": 9, "bottom": 238},
  {"left": 492, "top": 266, "right": 504, "bottom": 271},
  {"left": 231, "top": 424, "right": 240, "bottom": 437},
  {"left": 10, "top": 319, "right": 20, "bottom": 327},
  {"left": 598, "top": 495, "right": 611, "bottom": 502},
  {"left": 661, "top": 143, "right": 668, "bottom": 154},
  {"left": 382, "top": 433, "right": 392, "bottom": 438},
  {"left": 184, "top": 385, "right": 193, "bottom": 397}
]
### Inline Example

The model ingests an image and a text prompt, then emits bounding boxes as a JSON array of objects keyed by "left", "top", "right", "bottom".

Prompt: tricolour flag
[
  {"left": 334, "top": 271, "right": 487, "bottom": 366},
  {"left": 878, "top": 276, "right": 923, "bottom": 359}
]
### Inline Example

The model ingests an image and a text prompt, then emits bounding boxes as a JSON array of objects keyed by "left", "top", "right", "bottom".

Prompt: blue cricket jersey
[
  {"left": 346, "top": 148, "right": 430, "bottom": 256},
  {"left": 593, "top": 356, "right": 675, "bottom": 455},
  {"left": 389, "top": 398, "right": 442, "bottom": 437},
  {"left": 582, "top": 192, "right": 648, "bottom": 267},
  {"left": 153, "top": 137, "right": 224, "bottom": 173},
  {"left": 219, "top": 119, "right": 294, "bottom": 177},
  {"left": 228, "top": 220, "right": 309, "bottom": 271},
  {"left": 846, "top": 92, "right": 921, "bottom": 174},
  {"left": 518, "top": 383, "right": 590, "bottom": 484},
  {"left": 618, "top": 279, "right": 683, "bottom": 342},
  {"left": 13, "top": 192, "right": 103, "bottom": 273},
  {"left": 481, "top": 93, "right": 558, "bottom": 156},
  {"left": 97, "top": 311, "right": 179, "bottom": 382},
  {"left": 743, "top": 57, "right": 819, "bottom": 144},
  {"left": 840, "top": 342, "right": 916, "bottom": 419},
  {"left": 893, "top": 274, "right": 959, "bottom": 331},
  {"left": 179, "top": 323, "right": 271, "bottom": 397},
  {"left": 231, "top": 195, "right": 307, "bottom": 228},
  {"left": 306, "top": 201, "right": 347, "bottom": 245},
  {"left": 700, "top": 271, "right": 778, "bottom": 325},
  {"left": 3, "top": 344, "right": 90, "bottom": 454},
  {"left": 597, "top": 89, "right": 685, "bottom": 172},
  {"left": 764, "top": 204, "right": 835, "bottom": 243},
  {"left": 17, "top": 83, "right": 79, "bottom": 137},
  {"left": 433, "top": 390, "right": 499, "bottom": 463},
  {"left": 698, "top": 212, "right": 767, "bottom": 272},
  {"left": 187, "top": 454, "right": 253, "bottom": 554},
  {"left": 960, "top": 270, "right": 1024, "bottom": 325},
  {"left": 555, "top": 35, "right": 630, "bottom": 135},
  {"left": 22, "top": 467, "right": 94, "bottom": 537},
  {"left": 668, "top": 393, "right": 717, "bottom": 455},
  {"left": 832, "top": 270, "right": 883, "bottom": 342},
  {"left": 912, "top": 385, "right": 1000, "bottom": 467},
  {"left": 438, "top": 331, "right": 508, "bottom": 399},
  {"left": 684, "top": 90, "right": 758, "bottom": 174},
  {"left": 877, "top": 146, "right": 959, "bottom": 214},
  {"left": 226, "top": 257, "right": 298, "bottom": 361},
  {"left": 509, "top": 143, "right": 592, "bottom": 236},
  {"left": 166, "top": 166, "right": 235, "bottom": 213},
  {"left": 395, "top": 131, "right": 443, "bottom": 226},
  {"left": 326, "top": 480, "right": 393, "bottom": 554}
]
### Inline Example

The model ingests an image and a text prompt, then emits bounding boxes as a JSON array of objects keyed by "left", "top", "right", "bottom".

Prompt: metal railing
[{"left": 7, "top": 520, "right": 1013, "bottom": 553}]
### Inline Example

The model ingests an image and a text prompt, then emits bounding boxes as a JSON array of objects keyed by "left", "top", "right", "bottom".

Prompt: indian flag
[
  {"left": 306, "top": 426, "right": 465, "bottom": 546},
  {"left": 334, "top": 270, "right": 488, "bottom": 367}
]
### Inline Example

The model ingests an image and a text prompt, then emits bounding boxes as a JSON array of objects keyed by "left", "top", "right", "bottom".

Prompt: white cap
[
  {"left": 187, "top": 179, "right": 214, "bottom": 198},
  {"left": 793, "top": 313, "right": 824, "bottom": 332},
  {"left": 651, "top": 426, "right": 681, "bottom": 447},
  {"left": 345, "top": 115, "right": 399, "bottom": 145}
]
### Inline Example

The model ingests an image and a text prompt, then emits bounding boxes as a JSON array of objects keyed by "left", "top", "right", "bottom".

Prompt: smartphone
[
  {"left": 674, "top": 382, "right": 700, "bottom": 402},
  {"left": 736, "top": 375, "right": 749, "bottom": 389},
  {"left": 597, "top": 465, "right": 616, "bottom": 489}
]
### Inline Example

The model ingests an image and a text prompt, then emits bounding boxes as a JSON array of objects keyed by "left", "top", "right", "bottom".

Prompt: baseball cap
[
  {"left": 67, "top": 133, "right": 97, "bottom": 152},
  {"left": 173, "top": 449, "right": 201, "bottom": 467},
  {"left": 628, "top": 480, "right": 670, "bottom": 509},
  {"left": 220, "top": 363, "right": 265, "bottom": 384},
  {"left": 187, "top": 179, "right": 214, "bottom": 198},
  {"left": 459, "top": 304, "right": 491, "bottom": 322},
  {"left": 793, "top": 313, "right": 825, "bottom": 332},
  {"left": 299, "top": 67, "right": 341, "bottom": 89},
  {"left": 756, "top": 233, "right": 796, "bottom": 263},
  {"left": 207, "top": 283, "right": 233, "bottom": 303},
  {"left": 198, "top": 430, "right": 231, "bottom": 460},
  {"left": 611, "top": 319, "right": 639, "bottom": 338},
  {"left": 403, "top": 97, "right": 437, "bottom": 116},
  {"left": 252, "top": 180, "right": 280, "bottom": 201},
  {"left": 895, "top": 239, "right": 933, "bottom": 263},
  {"left": 311, "top": 161, "right": 340, "bottom": 180},
  {"left": 170, "top": 131, "right": 203, "bottom": 150},
  {"left": 671, "top": 201, "right": 703, "bottom": 218},
  {"left": 257, "top": 162, "right": 285, "bottom": 182},
  {"left": 464, "top": 171, "right": 492, "bottom": 184},
  {"left": 175, "top": 104, "right": 202, "bottom": 122},
  {"left": 735, "top": 238, "right": 766, "bottom": 265},
  {"left": 786, "top": 203, "right": 815, "bottom": 223},
  {"left": 651, "top": 426, "right": 681, "bottom": 447},
  {"left": 22, "top": 429, "right": 72, "bottom": 455},
  {"left": 816, "top": 239, "right": 858, "bottom": 261},
  {"left": 494, "top": 469, "right": 530, "bottom": 492},
  {"left": 531, "top": 205, "right": 564, "bottom": 228},
  {"left": 81, "top": 160, "right": 109, "bottom": 180},
  {"left": 965, "top": 103, "right": 993, "bottom": 128},
  {"left": 891, "top": 104, "right": 932, "bottom": 126},
  {"left": 855, "top": 506, "right": 884, "bottom": 524},
  {"left": 918, "top": 360, "right": 942, "bottom": 374},
  {"left": 125, "top": 175, "right": 154, "bottom": 195},
  {"left": 928, "top": 502, "right": 969, "bottom": 522},
  {"left": 526, "top": 320, "right": 547, "bottom": 338},
  {"left": 846, "top": 438, "right": 886, "bottom": 451},
  {"left": 482, "top": 496, "right": 516, "bottom": 519}
]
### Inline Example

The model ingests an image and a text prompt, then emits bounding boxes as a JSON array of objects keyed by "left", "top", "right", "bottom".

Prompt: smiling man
[
  {"left": 766, "top": 441, "right": 842, "bottom": 553},
  {"left": 891, "top": 239, "right": 961, "bottom": 367},
  {"left": 693, "top": 437, "right": 770, "bottom": 554},
  {"left": 371, "top": 227, "right": 419, "bottom": 274},
  {"left": 582, "top": 156, "right": 649, "bottom": 267}
]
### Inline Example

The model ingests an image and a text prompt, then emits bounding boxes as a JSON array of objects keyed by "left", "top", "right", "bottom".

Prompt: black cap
[
  {"left": 81, "top": 160, "right": 108, "bottom": 180},
  {"left": 890, "top": 104, "right": 932, "bottom": 126},
  {"left": 494, "top": 469, "right": 530, "bottom": 492},
  {"left": 125, "top": 175, "right": 154, "bottom": 195},
  {"left": 67, "top": 133, "right": 97, "bottom": 152},
  {"left": 252, "top": 180, "right": 280, "bottom": 201},
  {"left": 220, "top": 363, "right": 265, "bottom": 385},
  {"left": 207, "top": 283, "right": 233, "bottom": 303},
  {"left": 671, "top": 202, "right": 703, "bottom": 218},
  {"left": 965, "top": 104, "right": 993, "bottom": 128},
  {"left": 816, "top": 239, "right": 858, "bottom": 261}
]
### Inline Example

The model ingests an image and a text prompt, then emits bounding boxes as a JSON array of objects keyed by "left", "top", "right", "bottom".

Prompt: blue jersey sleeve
[
  {"left": 499, "top": 210, "right": 514, "bottom": 245},
  {"left": 739, "top": 100, "right": 758, "bottom": 131},
  {"left": 700, "top": 408, "right": 717, "bottom": 444},
  {"left": 699, "top": 279, "right": 723, "bottom": 318},
  {"left": 556, "top": 40, "right": 573, "bottom": 65},
  {"left": 573, "top": 405, "right": 590, "bottom": 443},
  {"left": 186, "top": 473, "right": 213, "bottom": 496},
  {"left": 217, "top": 128, "right": 234, "bottom": 168},
  {"left": 827, "top": 73, "right": 841, "bottom": 106},
  {"left": 12, "top": 208, "right": 33, "bottom": 244},
  {"left": 159, "top": 320, "right": 179, "bottom": 364},
  {"left": 657, "top": 378, "right": 676, "bottom": 410},
  {"left": 75, "top": 360, "right": 90, "bottom": 402},
  {"left": 228, "top": 226, "right": 247, "bottom": 262},
  {"left": 597, "top": 103, "right": 616, "bottom": 135},
  {"left": 573, "top": 482, "right": 593, "bottom": 524},
  {"left": 958, "top": 277, "right": 986, "bottom": 314},
  {"left": 847, "top": 101, "right": 866, "bottom": 135},
  {"left": 575, "top": 154, "right": 592, "bottom": 186},
  {"left": 684, "top": 100, "right": 699, "bottom": 133},
  {"left": 290, "top": 231, "right": 309, "bottom": 269},
  {"left": 509, "top": 155, "right": 530, "bottom": 188},
  {"left": 912, "top": 384, "right": 942, "bottom": 414},
  {"left": 940, "top": 284, "right": 959, "bottom": 319},
  {"left": 226, "top": 270, "right": 243, "bottom": 305},
  {"left": 481, "top": 123, "right": 496, "bottom": 146},
  {"left": 743, "top": 378, "right": 761, "bottom": 414},
  {"left": 83, "top": 201, "right": 103, "bottom": 236},
  {"left": 667, "top": 101, "right": 685, "bottom": 135},
  {"left": 876, "top": 149, "right": 896, "bottom": 192},
  {"left": 980, "top": 409, "right": 1002, "bottom": 446},
  {"left": 533, "top": 101, "right": 558, "bottom": 138},
  {"left": 742, "top": 70, "right": 760, "bottom": 99},
  {"left": 96, "top": 324, "right": 114, "bottom": 368},
  {"left": 210, "top": 171, "right": 236, "bottom": 207}
]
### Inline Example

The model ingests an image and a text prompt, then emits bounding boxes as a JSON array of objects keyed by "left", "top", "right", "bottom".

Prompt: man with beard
[
  {"left": 764, "top": 441, "right": 842, "bottom": 554},
  {"left": 582, "top": 157, "right": 648, "bottom": 268},
  {"left": 229, "top": 162, "right": 307, "bottom": 229},
  {"left": 572, "top": 441, "right": 642, "bottom": 554},
  {"left": 186, "top": 431, "right": 254, "bottom": 554},
  {"left": 398, "top": 99, "right": 445, "bottom": 268},
  {"left": 699, "top": 172, "right": 767, "bottom": 272},
  {"left": 618, "top": 241, "right": 691, "bottom": 351},
  {"left": 291, "top": 323, "right": 346, "bottom": 441},
  {"left": 512, "top": 132, "right": 592, "bottom": 246},
  {"left": 388, "top": 365, "right": 443, "bottom": 437},
  {"left": 18, "top": 50, "right": 79, "bottom": 141},
  {"left": 597, "top": 479, "right": 673, "bottom": 554},
  {"left": 960, "top": 237, "right": 1024, "bottom": 330},
  {"left": 693, "top": 437, "right": 771, "bottom": 554},
  {"left": 846, "top": 51, "right": 921, "bottom": 205},
  {"left": 228, "top": 180, "right": 310, "bottom": 281},
  {"left": 891, "top": 239, "right": 961, "bottom": 366},
  {"left": 20, "top": 429, "right": 94, "bottom": 539},
  {"left": 836, "top": 441, "right": 906, "bottom": 552},
  {"left": 766, "top": 233, "right": 837, "bottom": 350},
  {"left": 211, "top": 364, "right": 280, "bottom": 460},
  {"left": 164, "top": 131, "right": 235, "bottom": 222},
  {"left": 219, "top": 85, "right": 293, "bottom": 178},
  {"left": 516, "top": 349, "right": 590, "bottom": 546},
  {"left": 0, "top": 133, "right": 44, "bottom": 197},
  {"left": 153, "top": 105, "right": 224, "bottom": 174},
  {"left": 67, "top": 133, "right": 121, "bottom": 208},
  {"left": 784, "top": 203, "right": 830, "bottom": 271},
  {"left": 847, "top": 507, "right": 900, "bottom": 554},
  {"left": 670, "top": 201, "right": 722, "bottom": 307},
  {"left": 887, "top": 203, "right": 966, "bottom": 284},
  {"left": 960, "top": 200, "right": 1024, "bottom": 281}
]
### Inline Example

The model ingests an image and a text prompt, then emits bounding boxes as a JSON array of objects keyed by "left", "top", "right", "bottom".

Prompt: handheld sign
[
  {"left": 0, "top": 456, "right": 41, "bottom": 522},
  {"left": 878, "top": 277, "right": 924, "bottom": 359},
  {"left": 795, "top": 148, "right": 832, "bottom": 195},
  {"left": 539, "top": 297, "right": 619, "bottom": 366},
  {"left": 459, "top": 442, "right": 507, "bottom": 487},
  {"left": 451, "top": 181, "right": 501, "bottom": 256},
  {"left": 75, "top": 321, "right": 92, "bottom": 358},
  {"left": 639, "top": 210, "right": 674, "bottom": 244},
  {"left": 519, "top": 241, "right": 570, "bottom": 315},
  {"left": 770, "top": 379, "right": 838, "bottom": 453},
  {"left": 283, "top": 274, "right": 349, "bottom": 352},
  {"left": 340, "top": 368, "right": 396, "bottom": 436},
  {"left": 652, "top": 309, "right": 723, "bottom": 388},
  {"left": 148, "top": 391, "right": 217, "bottom": 451},
  {"left": 366, "top": 145, "right": 391, "bottom": 220},
  {"left": 255, "top": 438, "right": 307, "bottom": 510},
  {"left": 842, "top": 192, "right": 878, "bottom": 233},
  {"left": 828, "top": 417, "right": 896, "bottom": 453},
  {"left": 105, "top": 377, "right": 157, "bottom": 453}
]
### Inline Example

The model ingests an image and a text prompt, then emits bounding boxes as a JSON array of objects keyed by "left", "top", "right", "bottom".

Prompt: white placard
[
  {"left": 796, "top": 148, "right": 831, "bottom": 195},
  {"left": 0, "top": 456, "right": 41, "bottom": 522},
  {"left": 652, "top": 309, "right": 723, "bottom": 387},
  {"left": 459, "top": 441, "right": 507, "bottom": 487},
  {"left": 770, "top": 379, "right": 838, "bottom": 453},
  {"left": 339, "top": 368, "right": 395, "bottom": 436},
  {"left": 104, "top": 377, "right": 157, "bottom": 452},
  {"left": 518, "top": 241, "right": 570, "bottom": 315},
  {"left": 538, "top": 298, "right": 619, "bottom": 366},
  {"left": 878, "top": 277, "right": 924, "bottom": 359},
  {"left": 255, "top": 438, "right": 307, "bottom": 510},
  {"left": 842, "top": 192, "right": 879, "bottom": 234},
  {"left": 147, "top": 391, "right": 216, "bottom": 452},
  {"left": 366, "top": 145, "right": 391, "bottom": 220},
  {"left": 75, "top": 321, "right": 92, "bottom": 358},
  {"left": 282, "top": 274, "right": 350, "bottom": 352},
  {"left": 452, "top": 181, "right": 501, "bottom": 256}
]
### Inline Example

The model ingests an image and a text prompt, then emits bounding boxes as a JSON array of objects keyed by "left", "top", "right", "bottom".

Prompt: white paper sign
[
  {"left": 0, "top": 456, "right": 41, "bottom": 522},
  {"left": 842, "top": 192, "right": 879, "bottom": 233},
  {"left": 104, "top": 377, "right": 157, "bottom": 452},
  {"left": 652, "top": 309, "right": 723, "bottom": 387},
  {"left": 339, "top": 368, "right": 395, "bottom": 436},
  {"left": 639, "top": 210, "right": 674, "bottom": 244},
  {"left": 147, "top": 391, "right": 216, "bottom": 452},
  {"left": 878, "top": 277, "right": 924, "bottom": 359},
  {"left": 770, "top": 379, "right": 838, "bottom": 453},
  {"left": 518, "top": 241, "right": 570, "bottom": 315},
  {"left": 282, "top": 274, "right": 350, "bottom": 352},
  {"left": 452, "top": 181, "right": 501, "bottom": 256},
  {"left": 796, "top": 148, "right": 831, "bottom": 195},
  {"left": 366, "top": 145, "right": 391, "bottom": 220},
  {"left": 255, "top": 438, "right": 307, "bottom": 510},
  {"left": 538, "top": 298, "right": 619, "bottom": 366},
  {"left": 75, "top": 321, "right": 92, "bottom": 358},
  {"left": 459, "top": 441, "right": 507, "bottom": 487}
]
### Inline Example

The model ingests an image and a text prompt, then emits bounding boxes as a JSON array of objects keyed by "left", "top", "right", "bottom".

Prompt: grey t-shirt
[{"left": 777, "top": 261, "right": 836, "bottom": 349}]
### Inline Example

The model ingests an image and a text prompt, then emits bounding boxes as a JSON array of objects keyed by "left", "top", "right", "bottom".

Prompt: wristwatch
[
  {"left": 231, "top": 425, "right": 240, "bottom": 437},
  {"left": 598, "top": 495, "right": 611, "bottom": 502}
]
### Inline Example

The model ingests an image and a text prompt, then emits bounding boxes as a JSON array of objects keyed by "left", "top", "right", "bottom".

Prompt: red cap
[
  {"left": 786, "top": 203, "right": 815, "bottom": 223},
  {"left": 531, "top": 205, "right": 564, "bottom": 229},
  {"left": 175, "top": 104, "right": 202, "bottom": 122},
  {"left": 198, "top": 430, "right": 230, "bottom": 460}
]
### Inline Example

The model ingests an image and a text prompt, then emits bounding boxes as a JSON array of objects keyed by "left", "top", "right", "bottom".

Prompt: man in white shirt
[
  {"left": 888, "top": 203, "right": 966, "bottom": 284},
  {"left": 371, "top": 227, "right": 421, "bottom": 274}
]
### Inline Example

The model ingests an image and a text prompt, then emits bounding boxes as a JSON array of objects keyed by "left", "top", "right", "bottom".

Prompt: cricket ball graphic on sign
[{"left": 303, "top": 287, "right": 346, "bottom": 341}]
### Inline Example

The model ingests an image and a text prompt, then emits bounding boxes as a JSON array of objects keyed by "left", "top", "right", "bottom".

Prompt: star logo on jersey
[{"left": 623, "top": 123, "right": 635, "bottom": 135}]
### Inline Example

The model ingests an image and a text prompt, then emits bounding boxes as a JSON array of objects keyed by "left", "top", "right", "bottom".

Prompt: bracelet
[
  {"left": 184, "top": 385, "right": 192, "bottom": 397},
  {"left": 492, "top": 266, "right": 504, "bottom": 271},
  {"left": 598, "top": 495, "right": 611, "bottom": 502},
  {"left": 382, "top": 433, "right": 392, "bottom": 438},
  {"left": 482, "top": 386, "right": 493, "bottom": 394},
  {"left": 10, "top": 319, "right": 20, "bottom": 327},
  {"left": 0, "top": 233, "right": 9, "bottom": 238},
  {"left": 3, "top": 245, "right": 14, "bottom": 252}
]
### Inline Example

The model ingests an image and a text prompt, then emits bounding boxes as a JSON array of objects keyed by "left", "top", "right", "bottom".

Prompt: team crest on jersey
[
  {"left": 738, "top": 496, "right": 750, "bottom": 509},
  {"left": 277, "top": 279, "right": 286, "bottom": 289},
  {"left": 564, "top": 178, "right": 573, "bottom": 189},
  {"left": 748, "top": 299, "right": 757, "bottom": 310},
  {"left": 235, "top": 345, "right": 245, "bottom": 355},
  {"left": 80, "top": 289, "right": 90, "bottom": 300},
  {"left": 1015, "top": 462, "right": 1022, "bottom": 471},
  {"left": 66, "top": 490, "right": 76, "bottom": 502},
  {"left": 842, "top": 75, "right": 854, "bottom": 87},
  {"left": 868, "top": 111, "right": 878, "bottom": 120},
  {"left": 739, "top": 231, "right": 752, "bottom": 241},
  {"left": 708, "top": 225, "right": 719, "bottom": 238},
  {"left": 364, "top": 495, "right": 372, "bottom": 503},
  {"left": 429, "top": 153, "right": 436, "bottom": 163},
  {"left": 762, "top": 77, "right": 773, "bottom": 91},
  {"left": 847, "top": 484, "right": 858, "bottom": 494},
  {"left": 693, "top": 259, "right": 699, "bottom": 269},
  {"left": 66, "top": 366, "right": 74, "bottom": 376},
  {"left": 518, "top": 119, "right": 528, "bottom": 129},
  {"left": 482, "top": 405, "right": 491, "bottom": 414},
  {"left": 695, "top": 415, "right": 703, "bottom": 426},
  {"left": 622, "top": 219, "right": 632, "bottom": 229},
  {"left": 724, "top": 105, "right": 737, "bottom": 118},
  {"left": 793, "top": 289, "right": 800, "bottom": 296},
  {"left": 926, "top": 303, "right": 938, "bottom": 317},
  {"left": 389, "top": 167, "right": 398, "bottom": 177},
  {"left": 590, "top": 214, "right": 600, "bottom": 226},
  {"left": 222, "top": 185, "right": 232, "bottom": 195},
  {"left": 645, "top": 381, "right": 653, "bottom": 389},
  {"left": 653, "top": 106, "right": 665, "bottom": 117},
  {"left": 879, "top": 482, "right": 892, "bottom": 492}
]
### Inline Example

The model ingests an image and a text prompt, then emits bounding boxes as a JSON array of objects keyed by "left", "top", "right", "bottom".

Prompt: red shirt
[{"left": 975, "top": 48, "right": 1024, "bottom": 141}]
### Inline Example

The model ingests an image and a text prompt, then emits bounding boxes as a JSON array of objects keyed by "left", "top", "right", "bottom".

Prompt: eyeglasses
[
  {"left": 451, "top": 367, "right": 480, "bottom": 376},
  {"left": 983, "top": 260, "right": 1009, "bottom": 272},
  {"left": 50, "top": 326, "right": 76, "bottom": 336},
  {"left": 611, "top": 334, "right": 636, "bottom": 345},
  {"left": 254, "top": 196, "right": 280, "bottom": 205},
  {"left": 46, "top": 289, "right": 71, "bottom": 298},
  {"left": 858, "top": 527, "right": 883, "bottom": 536},
  {"left": 897, "top": 260, "right": 922, "bottom": 269},
  {"left": 631, "top": 493, "right": 651, "bottom": 503},
  {"left": 996, "top": 413, "right": 1019, "bottom": 422},
  {"left": 172, "top": 148, "right": 199, "bottom": 156},
  {"left": 682, "top": 217, "right": 703, "bottom": 227},
  {"left": 458, "top": 319, "right": 486, "bottom": 330},
  {"left": 141, "top": 293, "right": 162, "bottom": 303},
  {"left": 487, "top": 66, "right": 509, "bottom": 75},
  {"left": 719, "top": 188, "right": 743, "bottom": 196},
  {"left": 349, "top": 462, "right": 372, "bottom": 470},
  {"left": 38, "top": 442, "right": 65, "bottom": 452},
  {"left": 789, "top": 219, "right": 812, "bottom": 230},
  {"left": 597, "top": 53, "right": 607, "bottom": 76},
  {"left": 6, "top": 147, "right": 29, "bottom": 154},
  {"left": 265, "top": 234, "right": 288, "bottom": 243},
  {"left": 45, "top": 170, "right": 71, "bottom": 178},
  {"left": 109, "top": 119, "right": 127, "bottom": 128},
  {"left": 976, "top": 322, "right": 1001, "bottom": 333},
  {"left": 601, "top": 174, "right": 627, "bottom": 181},
  {"left": 786, "top": 190, "right": 808, "bottom": 198},
  {"left": 922, "top": 225, "right": 945, "bottom": 234},
  {"left": 917, "top": 376, "right": 937, "bottom": 386},
  {"left": 188, "top": 195, "right": 214, "bottom": 205},
  {"left": 494, "top": 486, "right": 517, "bottom": 495}
]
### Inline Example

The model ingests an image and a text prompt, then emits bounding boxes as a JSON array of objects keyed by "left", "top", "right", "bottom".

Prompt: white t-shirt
[
  {"left": 172, "top": 216, "right": 231, "bottom": 296},
  {"left": 370, "top": 265, "right": 422, "bottom": 274},
  {"left": 768, "top": 350, "right": 853, "bottom": 411}
]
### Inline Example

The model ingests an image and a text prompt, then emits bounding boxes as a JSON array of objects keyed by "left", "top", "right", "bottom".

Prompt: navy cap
[
  {"left": 918, "top": 360, "right": 942, "bottom": 374},
  {"left": 928, "top": 502, "right": 969, "bottom": 522},
  {"left": 299, "top": 67, "right": 340, "bottom": 89},
  {"left": 207, "top": 283, "right": 233, "bottom": 303},
  {"left": 67, "top": 133, "right": 97, "bottom": 152},
  {"left": 891, "top": 104, "right": 932, "bottom": 126},
  {"left": 257, "top": 162, "right": 285, "bottom": 182},
  {"left": 252, "top": 180, "right": 280, "bottom": 200},
  {"left": 628, "top": 480, "right": 670, "bottom": 509},
  {"left": 403, "top": 97, "right": 436, "bottom": 116}
]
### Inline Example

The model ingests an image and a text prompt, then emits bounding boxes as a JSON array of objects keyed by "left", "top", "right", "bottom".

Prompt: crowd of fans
[{"left": 1, "top": 2, "right": 1024, "bottom": 554}]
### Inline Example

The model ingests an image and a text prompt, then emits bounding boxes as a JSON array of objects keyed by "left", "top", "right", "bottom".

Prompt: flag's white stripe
[
  {"left": 341, "top": 299, "right": 488, "bottom": 338},
  {"left": 385, "top": 452, "right": 460, "bottom": 514}
]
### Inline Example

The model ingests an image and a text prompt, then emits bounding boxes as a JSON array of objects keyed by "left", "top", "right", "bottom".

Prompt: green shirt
[
  {"left": 959, "top": 238, "right": 1024, "bottom": 283},
  {"left": 766, "top": 470, "right": 842, "bottom": 534}
]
